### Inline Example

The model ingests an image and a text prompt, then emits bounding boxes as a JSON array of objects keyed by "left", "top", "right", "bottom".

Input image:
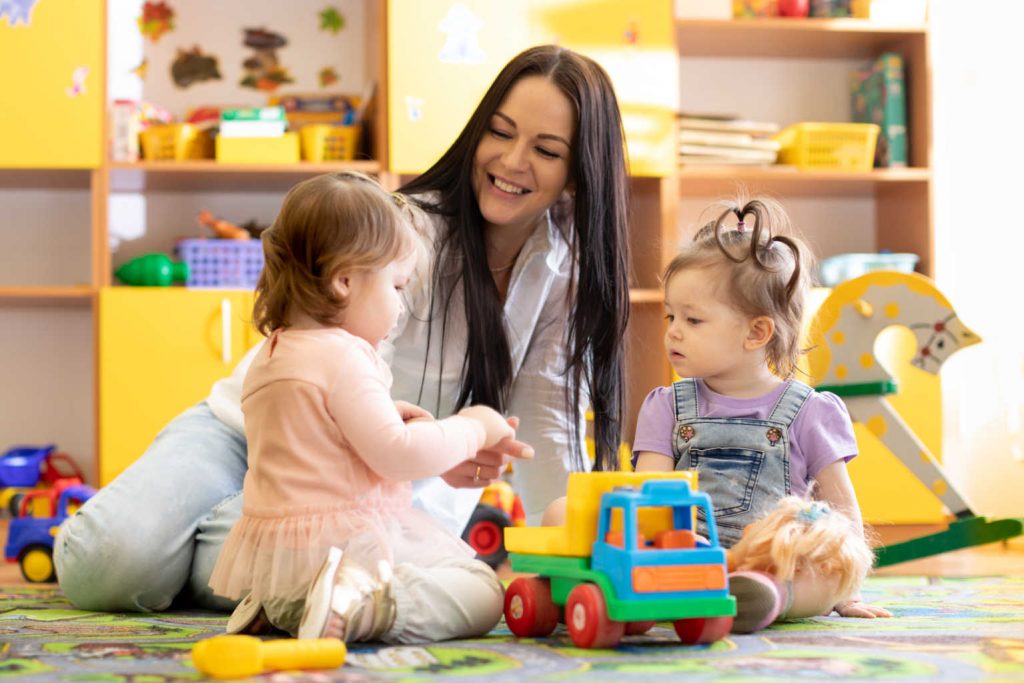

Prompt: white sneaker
[{"left": 298, "top": 547, "right": 396, "bottom": 643}]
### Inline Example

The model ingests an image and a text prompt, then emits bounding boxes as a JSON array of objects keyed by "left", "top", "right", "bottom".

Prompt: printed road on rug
[{"left": 2, "top": 576, "right": 1023, "bottom": 682}]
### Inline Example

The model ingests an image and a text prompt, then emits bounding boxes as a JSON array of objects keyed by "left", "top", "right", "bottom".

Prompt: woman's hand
[
  {"left": 833, "top": 599, "right": 893, "bottom": 618},
  {"left": 442, "top": 416, "right": 535, "bottom": 488},
  {"left": 395, "top": 400, "right": 433, "bottom": 423}
]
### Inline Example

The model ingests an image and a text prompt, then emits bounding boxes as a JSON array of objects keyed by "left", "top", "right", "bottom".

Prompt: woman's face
[{"left": 472, "top": 75, "right": 575, "bottom": 236}]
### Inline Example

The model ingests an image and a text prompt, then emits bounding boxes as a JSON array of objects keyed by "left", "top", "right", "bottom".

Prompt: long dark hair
[{"left": 400, "top": 45, "right": 630, "bottom": 472}]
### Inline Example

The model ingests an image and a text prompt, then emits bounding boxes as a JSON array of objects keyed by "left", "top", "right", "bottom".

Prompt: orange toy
[{"left": 197, "top": 210, "right": 250, "bottom": 240}]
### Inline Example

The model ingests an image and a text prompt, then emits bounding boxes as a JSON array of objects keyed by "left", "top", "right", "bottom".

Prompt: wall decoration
[
  {"left": 239, "top": 27, "right": 294, "bottom": 92},
  {"left": 319, "top": 6, "right": 344, "bottom": 34},
  {"left": 132, "top": 59, "right": 148, "bottom": 80},
  {"left": 65, "top": 66, "right": 89, "bottom": 97},
  {"left": 137, "top": 1, "right": 175, "bottom": 43},
  {"left": 170, "top": 46, "right": 222, "bottom": 88},
  {"left": 0, "top": 0, "right": 39, "bottom": 26},
  {"left": 405, "top": 95, "right": 424, "bottom": 123},
  {"left": 318, "top": 66, "right": 339, "bottom": 88},
  {"left": 437, "top": 3, "right": 485, "bottom": 65}
]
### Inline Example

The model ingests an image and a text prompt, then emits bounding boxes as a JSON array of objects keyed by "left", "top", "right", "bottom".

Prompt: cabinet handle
[{"left": 221, "top": 298, "right": 232, "bottom": 365}]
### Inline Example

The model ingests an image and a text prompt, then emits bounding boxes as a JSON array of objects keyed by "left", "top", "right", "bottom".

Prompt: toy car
[
  {"left": 503, "top": 471, "right": 735, "bottom": 648},
  {"left": 461, "top": 480, "right": 525, "bottom": 568},
  {"left": 4, "top": 482, "right": 95, "bottom": 582},
  {"left": 0, "top": 444, "right": 86, "bottom": 516}
]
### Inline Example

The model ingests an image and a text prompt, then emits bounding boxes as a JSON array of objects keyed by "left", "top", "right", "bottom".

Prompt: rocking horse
[{"left": 806, "top": 270, "right": 1023, "bottom": 566}]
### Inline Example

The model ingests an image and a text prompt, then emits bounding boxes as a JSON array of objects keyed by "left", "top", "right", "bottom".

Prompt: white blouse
[{"left": 206, "top": 204, "right": 587, "bottom": 534}]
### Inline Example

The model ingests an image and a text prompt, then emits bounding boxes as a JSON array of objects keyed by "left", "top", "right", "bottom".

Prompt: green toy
[{"left": 115, "top": 254, "right": 189, "bottom": 287}]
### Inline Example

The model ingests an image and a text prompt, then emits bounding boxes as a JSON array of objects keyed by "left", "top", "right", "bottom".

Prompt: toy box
[
  {"left": 818, "top": 252, "right": 919, "bottom": 286},
  {"left": 176, "top": 239, "right": 264, "bottom": 289},
  {"left": 775, "top": 122, "right": 879, "bottom": 171},
  {"left": 215, "top": 133, "right": 300, "bottom": 164}
]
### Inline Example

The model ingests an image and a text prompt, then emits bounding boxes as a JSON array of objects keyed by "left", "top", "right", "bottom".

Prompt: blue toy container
[
  {"left": 175, "top": 239, "right": 264, "bottom": 289},
  {"left": 0, "top": 445, "right": 55, "bottom": 487}
]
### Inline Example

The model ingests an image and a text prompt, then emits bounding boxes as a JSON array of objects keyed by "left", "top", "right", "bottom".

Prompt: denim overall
[{"left": 671, "top": 378, "right": 813, "bottom": 548}]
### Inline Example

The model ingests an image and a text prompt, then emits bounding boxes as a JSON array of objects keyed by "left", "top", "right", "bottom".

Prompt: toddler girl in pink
[{"left": 208, "top": 171, "right": 530, "bottom": 642}]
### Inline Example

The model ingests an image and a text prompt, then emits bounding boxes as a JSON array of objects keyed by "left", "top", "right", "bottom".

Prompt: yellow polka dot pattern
[
  {"left": 885, "top": 303, "right": 900, "bottom": 318},
  {"left": 859, "top": 353, "right": 874, "bottom": 369},
  {"left": 932, "top": 479, "right": 948, "bottom": 497},
  {"left": 832, "top": 330, "right": 846, "bottom": 345},
  {"left": 865, "top": 415, "right": 887, "bottom": 437},
  {"left": 835, "top": 365, "right": 848, "bottom": 380}
]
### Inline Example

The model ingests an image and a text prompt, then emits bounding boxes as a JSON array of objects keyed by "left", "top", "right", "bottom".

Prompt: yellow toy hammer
[{"left": 192, "top": 635, "right": 347, "bottom": 678}]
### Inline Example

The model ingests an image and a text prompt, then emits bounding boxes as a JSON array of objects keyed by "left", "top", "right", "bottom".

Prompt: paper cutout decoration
[
  {"left": 137, "top": 1, "right": 175, "bottom": 43},
  {"left": 437, "top": 3, "right": 485, "bottom": 65},
  {"left": 239, "top": 28, "right": 294, "bottom": 92},
  {"left": 0, "top": 0, "right": 40, "bottom": 26},
  {"left": 132, "top": 59, "right": 148, "bottom": 80},
  {"left": 405, "top": 95, "right": 424, "bottom": 123},
  {"left": 171, "top": 47, "right": 222, "bottom": 88},
  {"left": 319, "top": 67, "right": 339, "bottom": 88},
  {"left": 65, "top": 66, "right": 88, "bottom": 97},
  {"left": 319, "top": 6, "right": 345, "bottom": 34}
]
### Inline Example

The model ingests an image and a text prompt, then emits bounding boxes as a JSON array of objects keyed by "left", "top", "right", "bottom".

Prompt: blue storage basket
[{"left": 176, "top": 239, "right": 264, "bottom": 289}]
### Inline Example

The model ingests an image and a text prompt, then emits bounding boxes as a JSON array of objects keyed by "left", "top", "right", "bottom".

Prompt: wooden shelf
[
  {"left": 629, "top": 288, "right": 663, "bottom": 304},
  {"left": 0, "top": 285, "right": 95, "bottom": 307},
  {"left": 678, "top": 166, "right": 930, "bottom": 196},
  {"left": 0, "top": 169, "right": 92, "bottom": 190},
  {"left": 107, "top": 159, "right": 383, "bottom": 193},
  {"left": 676, "top": 18, "right": 926, "bottom": 59}
]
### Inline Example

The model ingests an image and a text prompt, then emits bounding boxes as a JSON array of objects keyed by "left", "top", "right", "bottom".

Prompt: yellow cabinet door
[
  {"left": 0, "top": 0, "right": 103, "bottom": 167},
  {"left": 387, "top": 0, "right": 676, "bottom": 177},
  {"left": 99, "top": 289, "right": 257, "bottom": 485}
]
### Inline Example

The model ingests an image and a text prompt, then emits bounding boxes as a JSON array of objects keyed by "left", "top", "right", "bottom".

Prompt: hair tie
[
  {"left": 391, "top": 192, "right": 408, "bottom": 208},
  {"left": 797, "top": 501, "right": 830, "bottom": 524},
  {"left": 736, "top": 220, "right": 746, "bottom": 233}
]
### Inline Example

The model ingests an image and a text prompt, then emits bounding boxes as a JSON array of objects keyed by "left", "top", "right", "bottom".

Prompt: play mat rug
[{"left": 1, "top": 575, "right": 1023, "bottom": 682}]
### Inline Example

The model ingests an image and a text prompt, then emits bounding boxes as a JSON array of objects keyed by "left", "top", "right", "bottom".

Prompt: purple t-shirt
[{"left": 631, "top": 379, "right": 857, "bottom": 497}]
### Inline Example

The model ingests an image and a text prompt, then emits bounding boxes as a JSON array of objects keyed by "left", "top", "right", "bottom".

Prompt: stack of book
[
  {"left": 677, "top": 114, "right": 781, "bottom": 167},
  {"left": 219, "top": 106, "right": 288, "bottom": 138},
  {"left": 850, "top": 52, "right": 907, "bottom": 168}
]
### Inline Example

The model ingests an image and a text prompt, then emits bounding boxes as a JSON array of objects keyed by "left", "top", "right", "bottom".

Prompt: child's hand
[
  {"left": 394, "top": 400, "right": 433, "bottom": 423},
  {"left": 833, "top": 599, "right": 893, "bottom": 618},
  {"left": 441, "top": 416, "right": 534, "bottom": 488},
  {"left": 458, "top": 405, "right": 516, "bottom": 449}
]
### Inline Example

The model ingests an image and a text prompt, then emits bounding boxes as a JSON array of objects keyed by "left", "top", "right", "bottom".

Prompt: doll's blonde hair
[{"left": 729, "top": 496, "right": 874, "bottom": 602}]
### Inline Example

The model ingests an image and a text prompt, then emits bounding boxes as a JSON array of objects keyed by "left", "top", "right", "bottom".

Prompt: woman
[{"left": 55, "top": 45, "right": 631, "bottom": 613}]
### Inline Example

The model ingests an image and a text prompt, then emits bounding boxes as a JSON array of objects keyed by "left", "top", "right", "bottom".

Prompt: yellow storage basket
[
  {"left": 300, "top": 124, "right": 361, "bottom": 162},
  {"left": 140, "top": 123, "right": 214, "bottom": 161},
  {"left": 775, "top": 122, "right": 880, "bottom": 171}
]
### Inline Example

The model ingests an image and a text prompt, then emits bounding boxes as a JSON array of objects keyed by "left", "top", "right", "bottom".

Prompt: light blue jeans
[{"left": 55, "top": 403, "right": 247, "bottom": 612}]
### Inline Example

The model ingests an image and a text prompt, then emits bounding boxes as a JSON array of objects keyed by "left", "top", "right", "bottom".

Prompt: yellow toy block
[
  {"left": 504, "top": 471, "right": 697, "bottom": 558},
  {"left": 215, "top": 133, "right": 300, "bottom": 164}
]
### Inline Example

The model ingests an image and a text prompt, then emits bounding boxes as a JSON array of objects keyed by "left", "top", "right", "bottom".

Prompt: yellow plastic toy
[
  {"left": 191, "top": 635, "right": 346, "bottom": 679},
  {"left": 806, "top": 270, "right": 1022, "bottom": 565},
  {"left": 505, "top": 471, "right": 697, "bottom": 558}
]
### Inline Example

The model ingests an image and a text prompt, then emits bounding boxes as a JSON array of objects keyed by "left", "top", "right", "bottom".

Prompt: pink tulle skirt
[{"left": 208, "top": 503, "right": 474, "bottom": 605}]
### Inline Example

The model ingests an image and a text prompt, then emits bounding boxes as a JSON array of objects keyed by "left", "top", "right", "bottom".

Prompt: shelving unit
[{"left": 2, "top": 3, "right": 934, "bottom": 498}]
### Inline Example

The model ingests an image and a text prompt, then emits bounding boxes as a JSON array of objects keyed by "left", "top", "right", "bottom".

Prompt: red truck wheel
[
  {"left": 625, "top": 620, "right": 656, "bottom": 635},
  {"left": 505, "top": 577, "right": 560, "bottom": 637},
  {"left": 565, "top": 583, "right": 624, "bottom": 648},
  {"left": 674, "top": 615, "right": 734, "bottom": 644}
]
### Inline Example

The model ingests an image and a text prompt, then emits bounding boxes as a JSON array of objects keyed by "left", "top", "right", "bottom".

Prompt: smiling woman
[{"left": 401, "top": 44, "right": 632, "bottom": 499}]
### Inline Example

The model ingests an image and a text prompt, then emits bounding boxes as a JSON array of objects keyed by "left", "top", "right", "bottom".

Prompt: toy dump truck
[{"left": 503, "top": 471, "right": 735, "bottom": 648}]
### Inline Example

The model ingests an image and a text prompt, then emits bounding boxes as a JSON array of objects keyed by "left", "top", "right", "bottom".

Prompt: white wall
[{"left": 932, "top": 1, "right": 1024, "bottom": 517}]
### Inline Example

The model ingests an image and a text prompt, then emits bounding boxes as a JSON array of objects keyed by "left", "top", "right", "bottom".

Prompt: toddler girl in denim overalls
[{"left": 632, "top": 198, "right": 892, "bottom": 632}]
